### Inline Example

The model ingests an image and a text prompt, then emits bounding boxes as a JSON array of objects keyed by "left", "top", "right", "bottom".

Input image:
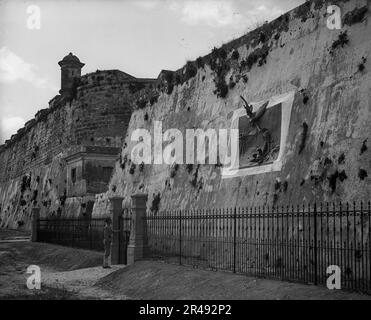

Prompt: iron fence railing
[
  {"left": 145, "top": 202, "right": 371, "bottom": 294},
  {"left": 37, "top": 214, "right": 131, "bottom": 253},
  {"left": 37, "top": 217, "right": 106, "bottom": 251}
]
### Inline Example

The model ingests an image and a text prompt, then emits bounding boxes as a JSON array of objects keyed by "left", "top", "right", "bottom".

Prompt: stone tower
[{"left": 58, "top": 52, "right": 85, "bottom": 99}]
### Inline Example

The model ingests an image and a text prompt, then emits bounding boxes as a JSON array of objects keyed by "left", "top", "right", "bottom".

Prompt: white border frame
[{"left": 222, "top": 90, "right": 295, "bottom": 179}]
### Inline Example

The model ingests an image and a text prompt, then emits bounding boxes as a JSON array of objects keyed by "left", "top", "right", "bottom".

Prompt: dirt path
[
  {"left": 0, "top": 240, "right": 112, "bottom": 299},
  {"left": 96, "top": 260, "right": 371, "bottom": 300},
  {"left": 42, "top": 266, "right": 128, "bottom": 299},
  {"left": 1, "top": 238, "right": 370, "bottom": 300}
]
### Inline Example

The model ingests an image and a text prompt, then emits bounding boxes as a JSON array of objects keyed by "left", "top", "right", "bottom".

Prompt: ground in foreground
[
  {"left": 0, "top": 237, "right": 369, "bottom": 300},
  {"left": 95, "top": 260, "right": 371, "bottom": 300}
]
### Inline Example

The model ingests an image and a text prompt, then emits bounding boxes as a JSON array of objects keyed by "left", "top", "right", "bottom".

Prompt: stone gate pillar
[
  {"left": 127, "top": 193, "right": 148, "bottom": 265},
  {"left": 109, "top": 196, "right": 123, "bottom": 265},
  {"left": 31, "top": 207, "right": 40, "bottom": 242}
]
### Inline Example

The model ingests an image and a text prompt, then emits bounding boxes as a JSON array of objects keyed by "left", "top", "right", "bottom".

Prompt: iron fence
[
  {"left": 37, "top": 217, "right": 106, "bottom": 251},
  {"left": 37, "top": 213, "right": 131, "bottom": 254},
  {"left": 145, "top": 202, "right": 371, "bottom": 294}
]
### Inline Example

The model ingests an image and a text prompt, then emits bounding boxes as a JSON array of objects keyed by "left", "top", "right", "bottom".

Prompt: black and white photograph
[{"left": 0, "top": 0, "right": 370, "bottom": 310}]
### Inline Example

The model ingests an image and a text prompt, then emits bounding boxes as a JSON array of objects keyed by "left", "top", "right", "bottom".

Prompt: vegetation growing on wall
[
  {"left": 298, "top": 122, "right": 308, "bottom": 154},
  {"left": 294, "top": 0, "right": 312, "bottom": 23},
  {"left": 343, "top": 6, "right": 368, "bottom": 26},
  {"left": 164, "top": 72, "right": 174, "bottom": 95},
  {"left": 190, "top": 165, "right": 200, "bottom": 188},
  {"left": 338, "top": 153, "right": 345, "bottom": 164},
  {"left": 120, "top": 154, "right": 128, "bottom": 170},
  {"left": 129, "top": 163, "right": 136, "bottom": 174},
  {"left": 231, "top": 50, "right": 240, "bottom": 60},
  {"left": 186, "top": 164, "right": 193, "bottom": 173},
  {"left": 136, "top": 97, "right": 148, "bottom": 109},
  {"left": 302, "top": 90, "right": 310, "bottom": 104},
  {"left": 208, "top": 47, "right": 231, "bottom": 99},
  {"left": 156, "top": 8, "right": 290, "bottom": 100},
  {"left": 196, "top": 56, "right": 205, "bottom": 69},
  {"left": 360, "top": 139, "right": 367, "bottom": 155},
  {"left": 358, "top": 169, "right": 368, "bottom": 180},
  {"left": 184, "top": 61, "right": 198, "bottom": 81},
  {"left": 240, "top": 45, "right": 270, "bottom": 71},
  {"left": 150, "top": 193, "right": 161, "bottom": 214},
  {"left": 328, "top": 169, "right": 348, "bottom": 193},
  {"left": 149, "top": 93, "right": 159, "bottom": 105},
  {"left": 358, "top": 57, "right": 367, "bottom": 72},
  {"left": 170, "top": 163, "right": 179, "bottom": 178},
  {"left": 228, "top": 76, "right": 236, "bottom": 89},
  {"left": 214, "top": 78, "right": 229, "bottom": 98},
  {"left": 330, "top": 31, "right": 349, "bottom": 55},
  {"left": 20, "top": 175, "right": 31, "bottom": 194}
]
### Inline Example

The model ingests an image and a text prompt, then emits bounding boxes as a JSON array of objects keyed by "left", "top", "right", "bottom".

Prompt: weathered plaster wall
[{"left": 93, "top": 0, "right": 370, "bottom": 216}]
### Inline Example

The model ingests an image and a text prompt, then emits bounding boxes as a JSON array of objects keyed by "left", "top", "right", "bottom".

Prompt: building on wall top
[
  {"left": 0, "top": 51, "right": 158, "bottom": 224},
  {"left": 58, "top": 52, "right": 85, "bottom": 100}
]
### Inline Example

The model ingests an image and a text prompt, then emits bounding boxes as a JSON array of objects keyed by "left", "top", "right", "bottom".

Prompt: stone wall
[
  {"left": 93, "top": 0, "right": 370, "bottom": 216},
  {"left": 0, "top": 70, "right": 154, "bottom": 229},
  {"left": 1, "top": 0, "right": 370, "bottom": 230}
]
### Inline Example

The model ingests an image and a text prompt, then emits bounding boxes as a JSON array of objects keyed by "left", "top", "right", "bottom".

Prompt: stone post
[
  {"left": 109, "top": 196, "right": 124, "bottom": 265},
  {"left": 31, "top": 207, "right": 40, "bottom": 242},
  {"left": 127, "top": 193, "right": 148, "bottom": 265}
]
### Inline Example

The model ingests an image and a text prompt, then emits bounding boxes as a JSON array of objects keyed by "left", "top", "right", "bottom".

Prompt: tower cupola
[{"left": 58, "top": 52, "right": 84, "bottom": 99}]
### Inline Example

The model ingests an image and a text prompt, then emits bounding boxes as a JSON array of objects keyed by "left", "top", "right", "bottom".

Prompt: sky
[{"left": 0, "top": 0, "right": 304, "bottom": 143}]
